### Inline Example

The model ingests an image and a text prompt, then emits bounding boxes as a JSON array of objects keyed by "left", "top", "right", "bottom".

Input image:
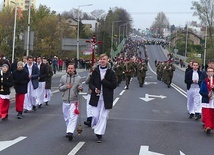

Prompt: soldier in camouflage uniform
[
  {"left": 124, "top": 59, "right": 134, "bottom": 89},
  {"left": 161, "top": 61, "right": 168, "bottom": 83},
  {"left": 164, "top": 61, "right": 175, "bottom": 88},
  {"left": 113, "top": 60, "right": 124, "bottom": 85},
  {"left": 156, "top": 61, "right": 162, "bottom": 81},
  {"left": 137, "top": 59, "right": 147, "bottom": 87}
]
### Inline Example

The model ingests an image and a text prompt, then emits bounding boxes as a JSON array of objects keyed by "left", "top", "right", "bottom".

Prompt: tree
[
  {"left": 91, "top": 9, "right": 106, "bottom": 20},
  {"left": 191, "top": 0, "right": 214, "bottom": 43},
  {"left": 150, "top": 12, "right": 169, "bottom": 38}
]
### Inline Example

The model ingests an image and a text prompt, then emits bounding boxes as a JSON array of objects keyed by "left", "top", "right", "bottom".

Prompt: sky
[{"left": 1, "top": 0, "right": 201, "bottom": 29}]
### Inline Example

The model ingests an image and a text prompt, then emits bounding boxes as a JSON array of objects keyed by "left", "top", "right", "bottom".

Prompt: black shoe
[
  {"left": 167, "top": 84, "right": 170, "bottom": 88},
  {"left": 32, "top": 106, "right": 37, "bottom": 111},
  {"left": 24, "top": 109, "right": 28, "bottom": 113},
  {"left": 66, "top": 132, "right": 73, "bottom": 141},
  {"left": 45, "top": 102, "right": 49, "bottom": 106},
  {"left": 84, "top": 121, "right": 91, "bottom": 127},
  {"left": 139, "top": 84, "right": 142, "bottom": 87},
  {"left": 38, "top": 104, "right": 42, "bottom": 108},
  {"left": 96, "top": 134, "right": 102, "bottom": 143},
  {"left": 126, "top": 86, "right": 129, "bottom": 89},
  {"left": 17, "top": 113, "right": 22, "bottom": 119},
  {"left": 2, "top": 115, "right": 8, "bottom": 121},
  {"left": 205, "top": 127, "right": 211, "bottom": 134},
  {"left": 195, "top": 114, "right": 201, "bottom": 120},
  {"left": 189, "top": 113, "right": 194, "bottom": 119}
]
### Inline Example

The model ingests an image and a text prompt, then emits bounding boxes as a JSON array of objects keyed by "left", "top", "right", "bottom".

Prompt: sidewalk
[
  {"left": 10, "top": 68, "right": 87, "bottom": 101},
  {"left": 161, "top": 47, "right": 186, "bottom": 72}
]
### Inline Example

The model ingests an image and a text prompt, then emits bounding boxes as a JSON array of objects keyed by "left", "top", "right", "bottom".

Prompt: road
[{"left": 0, "top": 46, "right": 213, "bottom": 155}]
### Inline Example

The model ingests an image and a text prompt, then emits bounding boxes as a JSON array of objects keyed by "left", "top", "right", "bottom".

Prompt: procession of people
[{"left": 1, "top": 37, "right": 213, "bottom": 147}]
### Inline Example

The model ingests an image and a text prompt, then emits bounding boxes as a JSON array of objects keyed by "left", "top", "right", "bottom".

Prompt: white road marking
[
  {"left": 113, "top": 97, "right": 120, "bottom": 107},
  {"left": 119, "top": 90, "right": 125, "bottom": 96},
  {"left": 68, "top": 142, "right": 85, "bottom": 155},
  {"left": 0, "top": 136, "right": 27, "bottom": 151},
  {"left": 139, "top": 146, "right": 164, "bottom": 155}
]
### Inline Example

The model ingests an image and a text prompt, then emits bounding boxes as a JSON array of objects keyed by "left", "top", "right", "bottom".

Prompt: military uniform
[
  {"left": 137, "top": 60, "right": 147, "bottom": 87},
  {"left": 164, "top": 61, "right": 175, "bottom": 88},
  {"left": 124, "top": 60, "right": 134, "bottom": 89}
]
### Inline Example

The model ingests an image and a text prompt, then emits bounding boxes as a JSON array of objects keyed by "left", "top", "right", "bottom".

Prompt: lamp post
[
  {"left": 185, "top": 25, "right": 188, "bottom": 59},
  {"left": 204, "top": 25, "right": 208, "bottom": 66},
  {"left": 111, "top": 20, "right": 122, "bottom": 59},
  {"left": 26, "top": 0, "right": 31, "bottom": 56},
  {"left": 77, "top": 4, "right": 92, "bottom": 68},
  {"left": 119, "top": 23, "right": 125, "bottom": 43},
  {"left": 11, "top": 1, "right": 18, "bottom": 63}
]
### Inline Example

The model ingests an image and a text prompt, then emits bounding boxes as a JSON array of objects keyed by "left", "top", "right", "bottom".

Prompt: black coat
[
  {"left": 12, "top": 69, "right": 29, "bottom": 94},
  {"left": 45, "top": 64, "right": 53, "bottom": 89},
  {"left": 185, "top": 69, "right": 202, "bottom": 90},
  {"left": 38, "top": 63, "right": 48, "bottom": 82},
  {"left": 89, "top": 66, "right": 117, "bottom": 109},
  {"left": 0, "top": 71, "right": 14, "bottom": 95}
]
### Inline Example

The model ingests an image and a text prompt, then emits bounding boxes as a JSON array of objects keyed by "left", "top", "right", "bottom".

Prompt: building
[
  {"left": 81, "top": 20, "right": 100, "bottom": 32},
  {"left": 4, "top": 0, "right": 36, "bottom": 11},
  {"left": 66, "top": 18, "right": 78, "bottom": 30}
]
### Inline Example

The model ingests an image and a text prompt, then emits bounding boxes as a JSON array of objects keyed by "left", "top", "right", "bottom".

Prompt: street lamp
[
  {"left": 204, "top": 25, "right": 208, "bottom": 66},
  {"left": 26, "top": 0, "right": 31, "bottom": 56},
  {"left": 77, "top": 4, "right": 92, "bottom": 68},
  {"left": 185, "top": 24, "right": 188, "bottom": 59},
  {"left": 111, "top": 20, "right": 122, "bottom": 59},
  {"left": 11, "top": 1, "right": 18, "bottom": 63}
]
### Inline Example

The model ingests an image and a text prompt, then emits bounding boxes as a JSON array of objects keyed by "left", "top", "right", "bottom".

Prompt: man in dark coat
[
  {"left": 36, "top": 56, "right": 49, "bottom": 108},
  {"left": 23, "top": 55, "right": 40, "bottom": 112},
  {"left": 185, "top": 61, "right": 202, "bottom": 120},
  {"left": 89, "top": 53, "right": 117, "bottom": 143},
  {"left": 43, "top": 57, "right": 53, "bottom": 105}
]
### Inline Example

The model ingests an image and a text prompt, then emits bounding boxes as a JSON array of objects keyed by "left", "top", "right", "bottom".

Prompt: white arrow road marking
[
  {"left": 139, "top": 146, "right": 164, "bottom": 155},
  {"left": 68, "top": 142, "right": 85, "bottom": 155},
  {"left": 147, "top": 94, "right": 166, "bottom": 99},
  {"left": 139, "top": 94, "right": 166, "bottom": 102},
  {"left": 144, "top": 82, "right": 157, "bottom": 85},
  {"left": 180, "top": 151, "right": 186, "bottom": 155},
  {"left": 0, "top": 136, "right": 27, "bottom": 151}
]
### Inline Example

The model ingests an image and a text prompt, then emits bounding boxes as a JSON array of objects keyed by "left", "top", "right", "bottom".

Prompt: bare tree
[
  {"left": 150, "top": 12, "right": 169, "bottom": 38},
  {"left": 91, "top": 9, "right": 106, "bottom": 20},
  {"left": 191, "top": 0, "right": 214, "bottom": 41}
]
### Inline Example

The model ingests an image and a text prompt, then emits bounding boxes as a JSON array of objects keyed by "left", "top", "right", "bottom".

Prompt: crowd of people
[{"left": 0, "top": 55, "right": 53, "bottom": 120}]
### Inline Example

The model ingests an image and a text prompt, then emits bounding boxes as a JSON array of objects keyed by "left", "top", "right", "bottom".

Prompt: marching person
[
  {"left": 12, "top": 61, "right": 29, "bottom": 119},
  {"left": 36, "top": 56, "right": 49, "bottom": 108},
  {"left": 23, "top": 55, "right": 40, "bottom": 113},
  {"left": 89, "top": 53, "right": 117, "bottom": 143},
  {"left": 164, "top": 60, "right": 175, "bottom": 88},
  {"left": 0, "top": 64, "right": 14, "bottom": 120},
  {"left": 199, "top": 67, "right": 214, "bottom": 134},
  {"left": 43, "top": 57, "right": 53, "bottom": 106},
  {"left": 124, "top": 58, "right": 133, "bottom": 89},
  {"left": 137, "top": 59, "right": 147, "bottom": 87},
  {"left": 185, "top": 61, "right": 202, "bottom": 120},
  {"left": 59, "top": 63, "right": 82, "bottom": 141}
]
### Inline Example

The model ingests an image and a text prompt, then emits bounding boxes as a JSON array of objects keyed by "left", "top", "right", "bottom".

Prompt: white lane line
[
  {"left": 68, "top": 142, "right": 85, "bottom": 155},
  {"left": 119, "top": 90, "right": 125, "bottom": 96},
  {"left": 0, "top": 136, "right": 27, "bottom": 151},
  {"left": 113, "top": 97, "right": 120, "bottom": 107}
]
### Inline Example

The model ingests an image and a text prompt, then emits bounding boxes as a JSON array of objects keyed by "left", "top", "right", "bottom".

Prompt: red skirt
[{"left": 202, "top": 107, "right": 214, "bottom": 130}]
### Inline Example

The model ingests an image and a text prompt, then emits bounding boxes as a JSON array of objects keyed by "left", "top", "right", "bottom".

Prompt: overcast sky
[{"left": 1, "top": 0, "right": 201, "bottom": 29}]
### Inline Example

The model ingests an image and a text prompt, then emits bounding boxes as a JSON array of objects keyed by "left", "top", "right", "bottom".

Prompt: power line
[{"left": 130, "top": 12, "right": 194, "bottom": 15}]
